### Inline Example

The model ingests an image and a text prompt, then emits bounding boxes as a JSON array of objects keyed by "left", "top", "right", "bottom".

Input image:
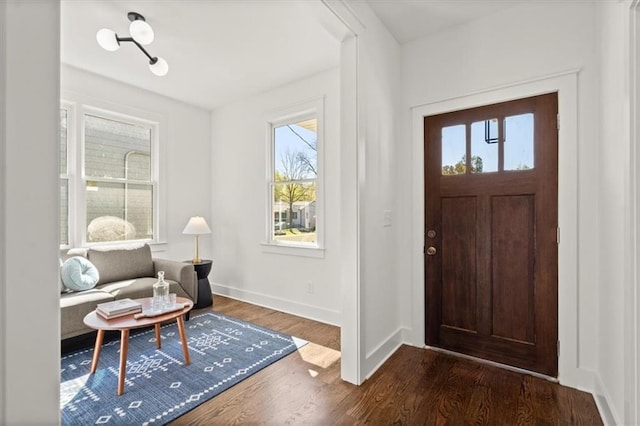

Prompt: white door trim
[
  {"left": 626, "top": 1, "right": 639, "bottom": 423},
  {"left": 321, "top": 0, "right": 363, "bottom": 385},
  {"left": 0, "top": 0, "right": 6, "bottom": 421}
]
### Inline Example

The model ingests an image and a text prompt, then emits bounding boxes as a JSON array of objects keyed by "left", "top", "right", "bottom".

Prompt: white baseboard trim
[
  {"left": 364, "top": 328, "right": 405, "bottom": 380},
  {"left": 594, "top": 374, "right": 620, "bottom": 425},
  {"left": 212, "top": 282, "right": 341, "bottom": 326}
]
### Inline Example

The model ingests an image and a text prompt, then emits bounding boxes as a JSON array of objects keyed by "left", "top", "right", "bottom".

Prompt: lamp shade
[
  {"left": 182, "top": 217, "right": 211, "bottom": 235},
  {"left": 129, "top": 19, "right": 154, "bottom": 45},
  {"left": 96, "top": 28, "right": 120, "bottom": 51},
  {"left": 149, "top": 57, "right": 169, "bottom": 76}
]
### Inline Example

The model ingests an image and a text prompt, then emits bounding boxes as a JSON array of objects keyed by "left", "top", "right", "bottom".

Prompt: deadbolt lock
[
  {"left": 426, "top": 246, "right": 437, "bottom": 256},
  {"left": 427, "top": 230, "right": 436, "bottom": 239}
]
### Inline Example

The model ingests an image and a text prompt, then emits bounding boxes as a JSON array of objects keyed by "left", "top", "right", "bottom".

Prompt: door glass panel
[
  {"left": 441, "top": 124, "right": 466, "bottom": 175},
  {"left": 470, "top": 119, "right": 498, "bottom": 173},
  {"left": 504, "top": 113, "right": 534, "bottom": 170}
]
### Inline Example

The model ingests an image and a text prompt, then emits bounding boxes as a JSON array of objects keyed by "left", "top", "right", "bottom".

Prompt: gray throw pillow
[{"left": 88, "top": 244, "right": 155, "bottom": 285}]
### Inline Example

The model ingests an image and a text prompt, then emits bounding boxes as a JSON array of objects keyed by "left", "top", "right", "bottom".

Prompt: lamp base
[{"left": 192, "top": 258, "right": 201, "bottom": 264}]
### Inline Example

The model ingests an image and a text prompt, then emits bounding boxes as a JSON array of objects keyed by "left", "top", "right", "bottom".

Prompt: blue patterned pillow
[{"left": 61, "top": 256, "right": 100, "bottom": 292}]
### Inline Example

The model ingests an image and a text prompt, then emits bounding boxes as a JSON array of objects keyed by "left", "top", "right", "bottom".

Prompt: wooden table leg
[
  {"left": 117, "top": 329, "right": 129, "bottom": 396},
  {"left": 155, "top": 323, "right": 161, "bottom": 349},
  {"left": 176, "top": 316, "right": 191, "bottom": 365},
  {"left": 90, "top": 329, "right": 105, "bottom": 374}
]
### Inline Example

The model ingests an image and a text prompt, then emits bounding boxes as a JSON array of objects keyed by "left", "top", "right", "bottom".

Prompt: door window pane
[
  {"left": 504, "top": 113, "right": 534, "bottom": 170},
  {"left": 470, "top": 119, "right": 498, "bottom": 173},
  {"left": 441, "top": 125, "right": 466, "bottom": 175}
]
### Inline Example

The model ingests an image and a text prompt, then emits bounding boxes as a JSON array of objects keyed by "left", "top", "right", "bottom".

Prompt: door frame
[
  {"left": 424, "top": 94, "right": 559, "bottom": 376},
  {"left": 409, "top": 70, "right": 592, "bottom": 390},
  {"left": 627, "top": 2, "right": 640, "bottom": 423}
]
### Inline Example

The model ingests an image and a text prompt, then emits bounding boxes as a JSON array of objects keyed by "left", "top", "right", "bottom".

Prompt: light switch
[{"left": 383, "top": 210, "right": 392, "bottom": 227}]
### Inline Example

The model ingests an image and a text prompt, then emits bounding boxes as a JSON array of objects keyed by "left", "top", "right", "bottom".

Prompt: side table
[{"left": 185, "top": 259, "right": 213, "bottom": 309}]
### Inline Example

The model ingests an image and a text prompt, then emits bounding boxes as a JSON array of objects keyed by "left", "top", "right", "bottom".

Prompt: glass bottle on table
[{"left": 153, "top": 271, "right": 169, "bottom": 311}]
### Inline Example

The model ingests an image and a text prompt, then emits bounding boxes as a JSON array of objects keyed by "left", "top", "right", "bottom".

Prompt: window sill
[
  {"left": 260, "top": 242, "right": 325, "bottom": 258},
  {"left": 62, "top": 240, "right": 168, "bottom": 253}
]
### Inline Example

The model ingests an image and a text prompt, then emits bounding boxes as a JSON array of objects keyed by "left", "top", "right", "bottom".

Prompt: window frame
[
  {"left": 263, "top": 97, "right": 325, "bottom": 257},
  {"left": 59, "top": 101, "right": 74, "bottom": 249},
  {"left": 61, "top": 100, "right": 163, "bottom": 249}
]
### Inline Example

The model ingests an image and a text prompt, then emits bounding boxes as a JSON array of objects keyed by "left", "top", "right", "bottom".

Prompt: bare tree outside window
[{"left": 271, "top": 118, "right": 318, "bottom": 244}]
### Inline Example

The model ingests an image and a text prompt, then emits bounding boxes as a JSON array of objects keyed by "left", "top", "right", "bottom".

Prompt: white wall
[
  {"left": 597, "top": 2, "right": 637, "bottom": 424},
  {"left": 210, "top": 68, "right": 342, "bottom": 325},
  {"left": 0, "top": 1, "right": 6, "bottom": 419},
  {"left": 61, "top": 65, "right": 212, "bottom": 261},
  {"left": 342, "top": 1, "right": 404, "bottom": 378},
  {"left": 2, "top": 1, "right": 60, "bottom": 423},
  {"left": 399, "top": 0, "right": 600, "bottom": 391}
]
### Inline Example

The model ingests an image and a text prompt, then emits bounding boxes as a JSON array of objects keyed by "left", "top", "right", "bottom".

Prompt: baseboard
[
  {"left": 211, "top": 282, "right": 341, "bottom": 326},
  {"left": 363, "top": 328, "right": 405, "bottom": 380},
  {"left": 593, "top": 374, "right": 620, "bottom": 425}
]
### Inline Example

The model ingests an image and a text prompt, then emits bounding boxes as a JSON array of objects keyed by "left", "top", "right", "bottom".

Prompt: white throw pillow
[{"left": 61, "top": 256, "right": 100, "bottom": 292}]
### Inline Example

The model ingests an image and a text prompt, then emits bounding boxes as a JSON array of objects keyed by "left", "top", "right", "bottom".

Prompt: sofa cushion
[
  {"left": 88, "top": 244, "right": 155, "bottom": 285},
  {"left": 60, "top": 289, "right": 114, "bottom": 339},
  {"left": 61, "top": 256, "right": 100, "bottom": 292}
]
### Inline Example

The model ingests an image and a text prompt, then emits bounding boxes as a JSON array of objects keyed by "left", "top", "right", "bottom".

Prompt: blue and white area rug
[{"left": 61, "top": 312, "right": 306, "bottom": 425}]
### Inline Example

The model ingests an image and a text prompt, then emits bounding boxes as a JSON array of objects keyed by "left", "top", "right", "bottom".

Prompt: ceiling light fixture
[{"left": 96, "top": 11, "right": 169, "bottom": 76}]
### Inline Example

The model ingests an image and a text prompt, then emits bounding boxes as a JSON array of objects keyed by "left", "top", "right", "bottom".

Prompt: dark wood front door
[{"left": 424, "top": 93, "right": 558, "bottom": 377}]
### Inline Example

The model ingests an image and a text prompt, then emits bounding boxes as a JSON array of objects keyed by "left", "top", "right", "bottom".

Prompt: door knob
[{"left": 426, "top": 246, "right": 437, "bottom": 256}]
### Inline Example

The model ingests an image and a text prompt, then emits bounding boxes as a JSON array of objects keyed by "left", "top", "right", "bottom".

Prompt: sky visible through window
[
  {"left": 271, "top": 119, "right": 318, "bottom": 244},
  {"left": 274, "top": 122, "right": 317, "bottom": 179},
  {"left": 442, "top": 113, "right": 534, "bottom": 172}
]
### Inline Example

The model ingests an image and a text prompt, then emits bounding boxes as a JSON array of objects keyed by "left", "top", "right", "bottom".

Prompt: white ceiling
[
  {"left": 61, "top": 1, "right": 342, "bottom": 111},
  {"left": 368, "top": 0, "right": 524, "bottom": 44},
  {"left": 61, "top": 1, "right": 524, "bottom": 111}
]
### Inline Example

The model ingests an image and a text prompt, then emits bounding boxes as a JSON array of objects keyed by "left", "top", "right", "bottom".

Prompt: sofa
[{"left": 60, "top": 244, "right": 197, "bottom": 340}]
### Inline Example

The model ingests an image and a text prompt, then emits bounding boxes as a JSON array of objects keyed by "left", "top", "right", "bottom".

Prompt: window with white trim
[
  {"left": 267, "top": 101, "right": 323, "bottom": 249},
  {"left": 60, "top": 104, "right": 159, "bottom": 247},
  {"left": 59, "top": 107, "right": 70, "bottom": 246}
]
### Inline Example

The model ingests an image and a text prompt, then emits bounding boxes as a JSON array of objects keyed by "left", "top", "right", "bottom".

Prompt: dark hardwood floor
[{"left": 171, "top": 296, "right": 602, "bottom": 425}]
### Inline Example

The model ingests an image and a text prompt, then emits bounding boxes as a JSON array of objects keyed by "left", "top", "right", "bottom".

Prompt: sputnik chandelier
[{"left": 96, "top": 12, "right": 169, "bottom": 76}]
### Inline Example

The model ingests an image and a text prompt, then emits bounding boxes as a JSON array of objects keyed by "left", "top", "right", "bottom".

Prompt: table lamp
[{"left": 182, "top": 216, "right": 211, "bottom": 263}]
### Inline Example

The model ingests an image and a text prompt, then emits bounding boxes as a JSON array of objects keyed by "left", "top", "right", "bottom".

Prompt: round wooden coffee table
[{"left": 83, "top": 297, "right": 193, "bottom": 395}]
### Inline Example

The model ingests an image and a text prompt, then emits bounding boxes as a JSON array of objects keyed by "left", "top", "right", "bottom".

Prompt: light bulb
[
  {"left": 129, "top": 19, "right": 154, "bottom": 45},
  {"left": 149, "top": 57, "right": 168, "bottom": 76},
  {"left": 96, "top": 29, "right": 120, "bottom": 51}
]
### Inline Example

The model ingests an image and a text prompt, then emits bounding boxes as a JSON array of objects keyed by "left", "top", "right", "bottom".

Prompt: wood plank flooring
[{"left": 172, "top": 296, "right": 602, "bottom": 425}]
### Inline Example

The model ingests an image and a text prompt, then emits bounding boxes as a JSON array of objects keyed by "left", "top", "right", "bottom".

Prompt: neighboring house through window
[
  {"left": 60, "top": 103, "right": 159, "bottom": 248},
  {"left": 267, "top": 98, "right": 324, "bottom": 250}
]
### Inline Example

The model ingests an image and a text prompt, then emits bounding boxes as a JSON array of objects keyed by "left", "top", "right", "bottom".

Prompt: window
[
  {"left": 442, "top": 115, "right": 535, "bottom": 175},
  {"left": 60, "top": 107, "right": 70, "bottom": 246},
  {"left": 267, "top": 99, "right": 323, "bottom": 250},
  {"left": 60, "top": 104, "right": 159, "bottom": 247}
]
